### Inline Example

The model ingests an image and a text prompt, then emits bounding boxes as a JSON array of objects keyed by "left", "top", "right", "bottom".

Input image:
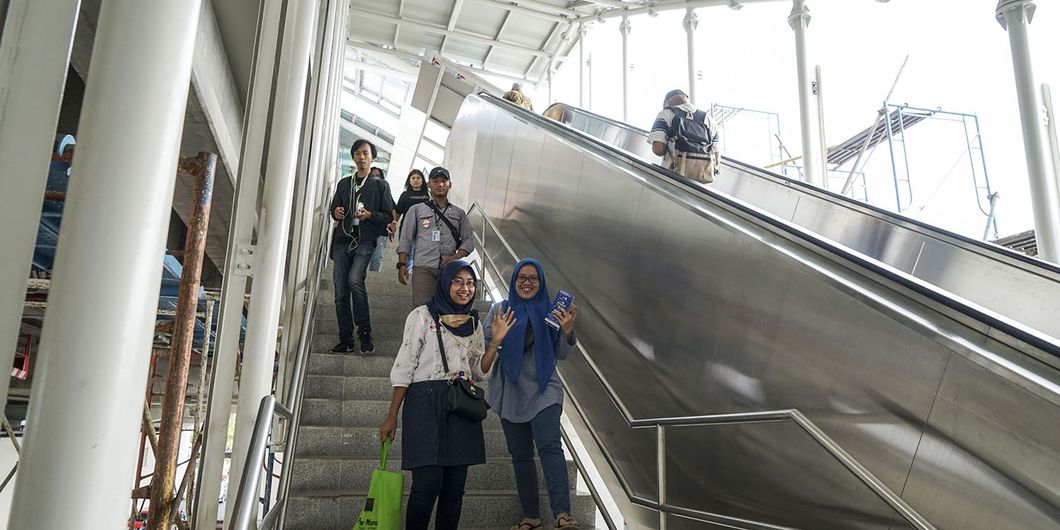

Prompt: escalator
[
  {"left": 446, "top": 93, "right": 1060, "bottom": 529},
  {"left": 545, "top": 102, "right": 1060, "bottom": 346}
]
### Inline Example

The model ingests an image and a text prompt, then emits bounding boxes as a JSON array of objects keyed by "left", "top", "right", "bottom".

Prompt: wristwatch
[{"left": 396, "top": 262, "right": 406, "bottom": 270}]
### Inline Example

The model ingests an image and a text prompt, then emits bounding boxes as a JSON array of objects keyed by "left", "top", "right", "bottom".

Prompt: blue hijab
[
  {"left": 425, "top": 260, "right": 479, "bottom": 337},
  {"left": 499, "top": 258, "right": 560, "bottom": 393}
]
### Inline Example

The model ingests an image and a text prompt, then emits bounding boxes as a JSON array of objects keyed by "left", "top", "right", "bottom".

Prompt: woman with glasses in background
[
  {"left": 483, "top": 258, "right": 581, "bottom": 530},
  {"left": 380, "top": 260, "right": 515, "bottom": 530}
]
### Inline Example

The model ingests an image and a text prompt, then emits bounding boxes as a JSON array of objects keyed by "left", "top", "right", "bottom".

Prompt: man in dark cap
[
  {"left": 648, "top": 89, "right": 721, "bottom": 184},
  {"left": 396, "top": 166, "right": 475, "bottom": 306}
]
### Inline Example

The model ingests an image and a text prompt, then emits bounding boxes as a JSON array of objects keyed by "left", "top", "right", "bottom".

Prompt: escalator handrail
[
  {"left": 467, "top": 199, "right": 934, "bottom": 530},
  {"left": 484, "top": 92, "right": 1060, "bottom": 362},
  {"left": 544, "top": 101, "right": 1060, "bottom": 278}
]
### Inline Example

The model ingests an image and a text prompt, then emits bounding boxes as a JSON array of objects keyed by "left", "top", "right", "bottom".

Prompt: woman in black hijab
[{"left": 380, "top": 260, "right": 515, "bottom": 530}]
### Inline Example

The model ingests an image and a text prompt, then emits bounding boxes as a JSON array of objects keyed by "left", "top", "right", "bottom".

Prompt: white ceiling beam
[
  {"left": 483, "top": 10, "right": 514, "bottom": 69},
  {"left": 582, "top": 0, "right": 785, "bottom": 21},
  {"left": 524, "top": 20, "right": 562, "bottom": 78},
  {"left": 352, "top": 8, "right": 552, "bottom": 59},
  {"left": 348, "top": 40, "right": 424, "bottom": 64},
  {"left": 346, "top": 45, "right": 419, "bottom": 74},
  {"left": 394, "top": 0, "right": 407, "bottom": 46},
  {"left": 440, "top": 0, "right": 466, "bottom": 54},
  {"left": 345, "top": 61, "right": 418, "bottom": 81},
  {"left": 470, "top": 0, "right": 579, "bottom": 24},
  {"left": 579, "top": 0, "right": 649, "bottom": 9}
]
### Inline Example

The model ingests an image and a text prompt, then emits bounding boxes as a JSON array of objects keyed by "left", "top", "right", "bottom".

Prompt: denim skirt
[{"left": 401, "top": 379, "right": 485, "bottom": 470}]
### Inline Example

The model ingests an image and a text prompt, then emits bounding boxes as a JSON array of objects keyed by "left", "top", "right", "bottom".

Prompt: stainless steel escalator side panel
[
  {"left": 447, "top": 95, "right": 1060, "bottom": 529},
  {"left": 544, "top": 103, "right": 1060, "bottom": 347}
]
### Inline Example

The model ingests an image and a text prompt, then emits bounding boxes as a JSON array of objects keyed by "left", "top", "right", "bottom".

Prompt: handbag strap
[
  {"left": 433, "top": 315, "right": 451, "bottom": 376},
  {"left": 380, "top": 439, "right": 390, "bottom": 470}
]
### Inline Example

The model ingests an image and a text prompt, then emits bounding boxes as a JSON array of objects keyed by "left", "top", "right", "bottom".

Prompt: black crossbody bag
[
  {"left": 433, "top": 315, "right": 489, "bottom": 422},
  {"left": 426, "top": 202, "right": 463, "bottom": 250}
]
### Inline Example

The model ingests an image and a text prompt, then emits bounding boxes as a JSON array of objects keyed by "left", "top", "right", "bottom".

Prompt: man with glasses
[
  {"left": 329, "top": 139, "right": 395, "bottom": 354},
  {"left": 396, "top": 166, "right": 475, "bottom": 306}
]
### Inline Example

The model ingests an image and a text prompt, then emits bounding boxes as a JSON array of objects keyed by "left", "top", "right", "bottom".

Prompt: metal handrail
[
  {"left": 467, "top": 201, "right": 935, "bottom": 530},
  {"left": 230, "top": 395, "right": 291, "bottom": 530},
  {"left": 0, "top": 416, "right": 22, "bottom": 494},
  {"left": 229, "top": 194, "right": 333, "bottom": 529}
]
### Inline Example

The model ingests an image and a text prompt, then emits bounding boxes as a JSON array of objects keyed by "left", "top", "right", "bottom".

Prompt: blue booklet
[{"left": 545, "top": 290, "right": 575, "bottom": 330}]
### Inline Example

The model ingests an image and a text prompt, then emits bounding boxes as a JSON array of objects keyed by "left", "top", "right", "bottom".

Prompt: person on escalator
[
  {"left": 483, "top": 259, "right": 581, "bottom": 530},
  {"left": 396, "top": 166, "right": 475, "bottom": 307},
  {"left": 503, "top": 82, "right": 534, "bottom": 111},
  {"left": 648, "top": 89, "right": 721, "bottom": 184}
]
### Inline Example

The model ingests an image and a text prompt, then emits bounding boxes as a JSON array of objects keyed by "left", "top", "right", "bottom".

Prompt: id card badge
[{"left": 431, "top": 229, "right": 442, "bottom": 242}]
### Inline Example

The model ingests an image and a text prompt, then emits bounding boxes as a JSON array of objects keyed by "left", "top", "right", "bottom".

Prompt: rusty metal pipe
[{"left": 147, "top": 152, "right": 216, "bottom": 530}]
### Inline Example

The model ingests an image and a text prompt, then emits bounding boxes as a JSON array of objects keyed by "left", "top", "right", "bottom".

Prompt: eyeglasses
[
  {"left": 515, "top": 275, "right": 540, "bottom": 285},
  {"left": 451, "top": 278, "right": 476, "bottom": 288}
]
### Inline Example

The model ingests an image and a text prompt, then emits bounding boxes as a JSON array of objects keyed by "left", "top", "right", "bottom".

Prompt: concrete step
[
  {"left": 310, "top": 335, "right": 403, "bottom": 356},
  {"left": 295, "top": 425, "right": 510, "bottom": 459},
  {"left": 289, "top": 456, "right": 578, "bottom": 493},
  {"left": 300, "top": 398, "right": 502, "bottom": 431},
  {"left": 303, "top": 374, "right": 393, "bottom": 401},
  {"left": 312, "top": 315, "right": 408, "bottom": 338},
  {"left": 284, "top": 489, "right": 598, "bottom": 530},
  {"left": 307, "top": 353, "right": 398, "bottom": 378}
]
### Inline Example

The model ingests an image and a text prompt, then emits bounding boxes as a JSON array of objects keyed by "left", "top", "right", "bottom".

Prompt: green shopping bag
[{"left": 354, "top": 439, "right": 404, "bottom": 530}]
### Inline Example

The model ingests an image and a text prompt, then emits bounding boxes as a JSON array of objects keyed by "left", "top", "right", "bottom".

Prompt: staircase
[{"left": 284, "top": 265, "right": 597, "bottom": 529}]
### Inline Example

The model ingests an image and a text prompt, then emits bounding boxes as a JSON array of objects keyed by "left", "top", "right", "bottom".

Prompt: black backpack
[{"left": 668, "top": 107, "right": 718, "bottom": 155}]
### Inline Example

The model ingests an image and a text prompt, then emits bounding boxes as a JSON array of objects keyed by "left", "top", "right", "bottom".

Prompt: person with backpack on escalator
[{"left": 648, "top": 89, "right": 721, "bottom": 184}]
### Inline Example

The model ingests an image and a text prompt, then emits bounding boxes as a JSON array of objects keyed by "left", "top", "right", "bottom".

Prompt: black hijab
[{"left": 425, "top": 260, "right": 479, "bottom": 337}]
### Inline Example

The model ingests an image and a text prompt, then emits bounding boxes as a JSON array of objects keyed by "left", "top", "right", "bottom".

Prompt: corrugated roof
[{"left": 828, "top": 109, "right": 931, "bottom": 167}]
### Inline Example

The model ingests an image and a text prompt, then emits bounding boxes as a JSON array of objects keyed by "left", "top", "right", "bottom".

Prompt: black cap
[{"left": 429, "top": 166, "right": 451, "bottom": 180}]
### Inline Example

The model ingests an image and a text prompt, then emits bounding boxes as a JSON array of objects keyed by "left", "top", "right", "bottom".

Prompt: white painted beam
[
  {"left": 471, "top": 0, "right": 577, "bottom": 24},
  {"left": 352, "top": 8, "right": 551, "bottom": 58},
  {"left": 483, "top": 10, "right": 513, "bottom": 69},
  {"left": 440, "top": 0, "right": 465, "bottom": 53}
]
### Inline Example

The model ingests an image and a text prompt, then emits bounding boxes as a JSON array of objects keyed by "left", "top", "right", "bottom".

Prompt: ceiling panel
[
  {"left": 348, "top": 0, "right": 582, "bottom": 85},
  {"left": 500, "top": 14, "right": 559, "bottom": 49},
  {"left": 454, "top": 4, "right": 508, "bottom": 36}
]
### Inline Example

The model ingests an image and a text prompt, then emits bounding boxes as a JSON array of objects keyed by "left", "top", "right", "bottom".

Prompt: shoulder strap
[
  {"left": 433, "top": 314, "right": 450, "bottom": 375},
  {"left": 427, "top": 202, "right": 463, "bottom": 247},
  {"left": 693, "top": 109, "right": 707, "bottom": 124}
]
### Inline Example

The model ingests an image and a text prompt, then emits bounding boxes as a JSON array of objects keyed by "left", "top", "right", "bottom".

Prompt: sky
[{"left": 511, "top": 0, "right": 1060, "bottom": 240}]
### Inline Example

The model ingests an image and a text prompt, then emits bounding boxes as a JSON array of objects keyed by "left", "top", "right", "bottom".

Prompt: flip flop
[
  {"left": 556, "top": 515, "right": 579, "bottom": 529},
  {"left": 511, "top": 522, "right": 542, "bottom": 530}
]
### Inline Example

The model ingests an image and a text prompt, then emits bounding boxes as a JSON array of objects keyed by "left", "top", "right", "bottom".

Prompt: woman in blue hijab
[
  {"left": 379, "top": 260, "right": 514, "bottom": 530},
  {"left": 483, "top": 258, "right": 580, "bottom": 530}
]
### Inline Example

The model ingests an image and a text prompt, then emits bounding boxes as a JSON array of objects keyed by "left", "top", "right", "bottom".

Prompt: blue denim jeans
[
  {"left": 332, "top": 239, "right": 376, "bottom": 344},
  {"left": 500, "top": 404, "right": 570, "bottom": 519}
]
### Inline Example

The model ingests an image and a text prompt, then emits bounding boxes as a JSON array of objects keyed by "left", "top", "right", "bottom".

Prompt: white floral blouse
[{"left": 390, "top": 306, "right": 491, "bottom": 387}]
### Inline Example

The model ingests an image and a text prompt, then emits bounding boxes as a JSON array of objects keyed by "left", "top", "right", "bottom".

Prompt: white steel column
[
  {"left": 620, "top": 16, "right": 631, "bottom": 122},
  {"left": 578, "top": 25, "right": 585, "bottom": 108},
  {"left": 7, "top": 1, "right": 202, "bottom": 528},
  {"left": 683, "top": 8, "right": 698, "bottom": 103},
  {"left": 996, "top": 0, "right": 1060, "bottom": 263},
  {"left": 224, "top": 0, "right": 320, "bottom": 521},
  {"left": 193, "top": 0, "right": 283, "bottom": 525},
  {"left": 789, "top": 0, "right": 823, "bottom": 187},
  {"left": 1044, "top": 84, "right": 1060, "bottom": 208},
  {"left": 0, "top": 0, "right": 80, "bottom": 412},
  {"left": 280, "top": 0, "right": 340, "bottom": 404}
]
